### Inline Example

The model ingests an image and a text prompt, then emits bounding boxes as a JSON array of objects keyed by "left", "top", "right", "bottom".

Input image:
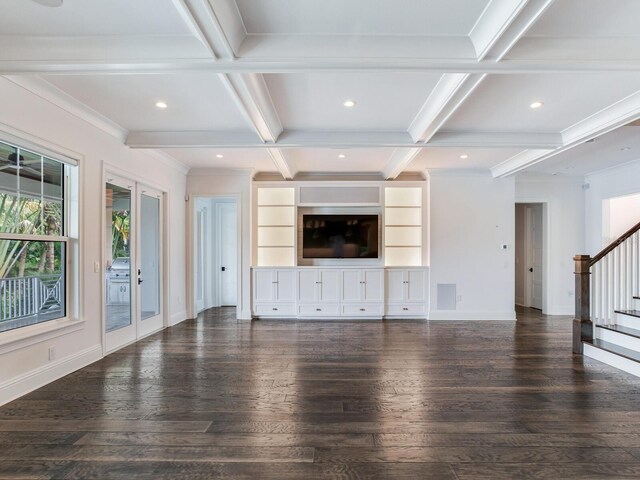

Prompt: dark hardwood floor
[{"left": 2, "top": 307, "right": 640, "bottom": 479}]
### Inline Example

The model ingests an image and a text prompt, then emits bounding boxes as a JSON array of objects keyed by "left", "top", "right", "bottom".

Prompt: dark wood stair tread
[
  {"left": 590, "top": 339, "right": 640, "bottom": 363},
  {"left": 614, "top": 309, "right": 640, "bottom": 318},
  {"left": 597, "top": 324, "right": 640, "bottom": 339}
]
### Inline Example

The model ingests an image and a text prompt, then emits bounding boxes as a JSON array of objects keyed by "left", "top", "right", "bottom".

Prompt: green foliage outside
[{"left": 112, "top": 210, "right": 130, "bottom": 259}]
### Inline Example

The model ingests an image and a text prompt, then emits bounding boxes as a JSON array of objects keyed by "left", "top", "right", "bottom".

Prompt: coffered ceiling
[{"left": 1, "top": 0, "right": 639, "bottom": 178}]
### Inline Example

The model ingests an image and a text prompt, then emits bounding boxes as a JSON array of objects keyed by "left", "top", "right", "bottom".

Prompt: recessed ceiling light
[
  {"left": 338, "top": 154, "right": 346, "bottom": 158},
  {"left": 530, "top": 101, "right": 544, "bottom": 109},
  {"left": 155, "top": 101, "right": 168, "bottom": 109},
  {"left": 460, "top": 154, "right": 469, "bottom": 159},
  {"left": 216, "top": 154, "right": 224, "bottom": 158},
  {"left": 32, "top": 0, "right": 63, "bottom": 6},
  {"left": 343, "top": 100, "right": 356, "bottom": 108},
  {"left": 620, "top": 146, "right": 631, "bottom": 151}
]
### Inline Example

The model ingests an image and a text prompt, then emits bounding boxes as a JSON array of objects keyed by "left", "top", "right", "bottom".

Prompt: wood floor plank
[{"left": 0, "top": 306, "right": 639, "bottom": 479}]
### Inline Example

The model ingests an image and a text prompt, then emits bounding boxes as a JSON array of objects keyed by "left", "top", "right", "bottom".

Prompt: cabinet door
[
  {"left": 406, "top": 269, "right": 426, "bottom": 302},
  {"left": 254, "top": 270, "right": 275, "bottom": 302},
  {"left": 341, "top": 270, "right": 361, "bottom": 302},
  {"left": 386, "top": 270, "right": 405, "bottom": 302},
  {"left": 363, "top": 269, "right": 384, "bottom": 302},
  {"left": 298, "top": 269, "right": 318, "bottom": 303},
  {"left": 319, "top": 270, "right": 341, "bottom": 302},
  {"left": 275, "top": 270, "right": 296, "bottom": 303}
]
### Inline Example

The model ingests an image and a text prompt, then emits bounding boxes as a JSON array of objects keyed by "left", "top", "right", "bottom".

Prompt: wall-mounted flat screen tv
[{"left": 302, "top": 214, "right": 379, "bottom": 259}]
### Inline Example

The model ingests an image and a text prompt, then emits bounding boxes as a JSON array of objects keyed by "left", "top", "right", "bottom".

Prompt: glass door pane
[
  {"left": 139, "top": 193, "right": 161, "bottom": 322},
  {"left": 105, "top": 182, "right": 132, "bottom": 333}
]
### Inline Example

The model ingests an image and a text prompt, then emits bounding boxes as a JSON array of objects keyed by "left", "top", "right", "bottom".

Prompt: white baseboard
[
  {"left": 428, "top": 310, "right": 517, "bottom": 321},
  {"left": 545, "top": 306, "right": 574, "bottom": 316},
  {"left": 0, "top": 344, "right": 102, "bottom": 406},
  {"left": 584, "top": 343, "right": 640, "bottom": 378},
  {"left": 169, "top": 310, "right": 188, "bottom": 327}
]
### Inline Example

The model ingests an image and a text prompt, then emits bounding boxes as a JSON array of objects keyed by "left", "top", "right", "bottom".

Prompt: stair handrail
[{"left": 573, "top": 220, "right": 640, "bottom": 354}]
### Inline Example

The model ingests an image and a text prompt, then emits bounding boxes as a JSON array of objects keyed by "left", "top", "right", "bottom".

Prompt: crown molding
[{"left": 4, "top": 75, "right": 128, "bottom": 143}]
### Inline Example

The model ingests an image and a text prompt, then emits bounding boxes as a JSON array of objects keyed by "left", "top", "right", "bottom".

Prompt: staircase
[{"left": 574, "top": 221, "right": 640, "bottom": 376}]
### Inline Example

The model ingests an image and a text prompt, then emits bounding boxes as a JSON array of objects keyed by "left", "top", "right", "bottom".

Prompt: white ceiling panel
[
  {"left": 527, "top": 126, "right": 640, "bottom": 176},
  {"left": 162, "top": 148, "right": 274, "bottom": 170},
  {"left": 443, "top": 73, "right": 640, "bottom": 133},
  {"left": 289, "top": 148, "right": 393, "bottom": 172},
  {"left": 527, "top": 0, "right": 640, "bottom": 37},
  {"left": 0, "top": 0, "right": 190, "bottom": 36},
  {"left": 44, "top": 74, "right": 252, "bottom": 132},
  {"left": 412, "top": 148, "right": 527, "bottom": 170},
  {"left": 236, "top": 0, "right": 489, "bottom": 36},
  {"left": 266, "top": 73, "right": 442, "bottom": 131}
]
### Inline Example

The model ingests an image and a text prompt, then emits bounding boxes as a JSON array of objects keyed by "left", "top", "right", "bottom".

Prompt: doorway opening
[
  {"left": 515, "top": 203, "right": 544, "bottom": 311},
  {"left": 193, "top": 196, "right": 238, "bottom": 316}
]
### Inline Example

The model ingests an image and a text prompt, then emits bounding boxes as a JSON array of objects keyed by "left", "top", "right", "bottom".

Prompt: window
[{"left": 0, "top": 140, "right": 74, "bottom": 333}]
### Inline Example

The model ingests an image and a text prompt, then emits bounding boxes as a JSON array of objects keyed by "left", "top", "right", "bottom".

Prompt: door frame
[
  {"left": 186, "top": 194, "right": 241, "bottom": 320},
  {"left": 101, "top": 164, "right": 170, "bottom": 355},
  {"left": 515, "top": 200, "right": 549, "bottom": 314}
]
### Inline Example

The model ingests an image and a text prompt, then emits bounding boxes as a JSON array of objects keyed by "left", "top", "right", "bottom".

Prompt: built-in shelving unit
[
  {"left": 256, "top": 187, "right": 296, "bottom": 266},
  {"left": 384, "top": 187, "right": 422, "bottom": 266}
]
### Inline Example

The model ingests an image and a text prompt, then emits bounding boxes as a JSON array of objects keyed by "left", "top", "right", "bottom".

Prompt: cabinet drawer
[
  {"left": 386, "top": 304, "right": 426, "bottom": 316},
  {"left": 342, "top": 304, "right": 384, "bottom": 316},
  {"left": 254, "top": 304, "right": 295, "bottom": 316},
  {"left": 298, "top": 304, "right": 340, "bottom": 316}
]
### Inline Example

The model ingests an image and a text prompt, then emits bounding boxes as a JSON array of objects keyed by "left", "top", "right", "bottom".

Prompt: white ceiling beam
[
  {"left": 267, "top": 149, "right": 297, "bottom": 180},
  {"left": 408, "top": 73, "right": 486, "bottom": 143},
  {"left": 3, "top": 58, "right": 640, "bottom": 76},
  {"left": 126, "top": 129, "right": 559, "bottom": 149},
  {"left": 469, "top": 0, "right": 530, "bottom": 60},
  {"left": 491, "top": 91, "right": 640, "bottom": 177},
  {"left": 175, "top": 0, "right": 235, "bottom": 59},
  {"left": 383, "top": 149, "right": 422, "bottom": 180}
]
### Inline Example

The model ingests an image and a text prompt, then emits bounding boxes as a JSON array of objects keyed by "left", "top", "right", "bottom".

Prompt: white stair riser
[
  {"left": 595, "top": 327, "right": 640, "bottom": 351},
  {"left": 584, "top": 343, "right": 640, "bottom": 377},
  {"left": 615, "top": 312, "right": 640, "bottom": 328}
]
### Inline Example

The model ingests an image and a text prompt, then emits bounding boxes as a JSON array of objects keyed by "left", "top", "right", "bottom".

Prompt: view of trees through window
[{"left": 0, "top": 140, "right": 68, "bottom": 332}]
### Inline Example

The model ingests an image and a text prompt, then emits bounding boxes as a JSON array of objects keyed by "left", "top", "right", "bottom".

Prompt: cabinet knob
[
  {"left": 360, "top": 308, "right": 365, "bottom": 311},
  {"left": 272, "top": 308, "right": 278, "bottom": 311},
  {"left": 316, "top": 308, "right": 321, "bottom": 311},
  {"left": 403, "top": 307, "right": 409, "bottom": 311}
]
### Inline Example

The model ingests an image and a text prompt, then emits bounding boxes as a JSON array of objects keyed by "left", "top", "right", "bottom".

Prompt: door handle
[
  {"left": 221, "top": 266, "right": 226, "bottom": 272},
  {"left": 529, "top": 267, "right": 534, "bottom": 272},
  {"left": 137, "top": 269, "right": 143, "bottom": 284}
]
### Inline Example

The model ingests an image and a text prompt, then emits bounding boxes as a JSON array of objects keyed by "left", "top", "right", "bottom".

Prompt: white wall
[
  {"left": 187, "top": 170, "right": 252, "bottom": 319},
  {"left": 428, "top": 172, "right": 516, "bottom": 320},
  {"left": 603, "top": 192, "right": 640, "bottom": 245},
  {"left": 585, "top": 160, "right": 640, "bottom": 255},
  {"left": 0, "top": 77, "right": 187, "bottom": 404},
  {"left": 515, "top": 174, "right": 584, "bottom": 315}
]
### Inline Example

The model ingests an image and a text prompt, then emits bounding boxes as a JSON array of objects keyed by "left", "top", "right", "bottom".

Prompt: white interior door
[
  {"left": 219, "top": 203, "right": 237, "bottom": 306},
  {"left": 137, "top": 187, "right": 163, "bottom": 337}
]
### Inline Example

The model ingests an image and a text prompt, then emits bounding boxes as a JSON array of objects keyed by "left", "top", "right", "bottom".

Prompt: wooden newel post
[{"left": 573, "top": 254, "right": 592, "bottom": 354}]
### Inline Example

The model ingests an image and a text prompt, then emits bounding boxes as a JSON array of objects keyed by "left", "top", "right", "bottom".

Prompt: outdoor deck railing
[{"left": 0, "top": 274, "right": 63, "bottom": 322}]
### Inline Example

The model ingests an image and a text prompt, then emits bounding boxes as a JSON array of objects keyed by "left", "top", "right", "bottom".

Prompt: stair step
[
  {"left": 590, "top": 339, "right": 640, "bottom": 363},
  {"left": 597, "top": 324, "right": 640, "bottom": 339},
  {"left": 615, "top": 309, "right": 640, "bottom": 318}
]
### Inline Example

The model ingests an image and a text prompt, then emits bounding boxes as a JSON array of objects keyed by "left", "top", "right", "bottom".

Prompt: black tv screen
[{"left": 302, "top": 214, "right": 379, "bottom": 259}]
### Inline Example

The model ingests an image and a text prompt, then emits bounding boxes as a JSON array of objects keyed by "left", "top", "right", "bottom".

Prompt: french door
[{"left": 105, "top": 174, "right": 164, "bottom": 352}]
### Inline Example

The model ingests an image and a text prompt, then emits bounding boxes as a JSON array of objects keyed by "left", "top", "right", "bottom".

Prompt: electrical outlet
[
  {"left": 48, "top": 346, "right": 56, "bottom": 361},
  {"left": 94, "top": 261, "right": 100, "bottom": 273}
]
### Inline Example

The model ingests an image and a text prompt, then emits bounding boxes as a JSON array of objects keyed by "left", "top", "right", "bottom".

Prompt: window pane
[{"left": 0, "top": 240, "right": 66, "bottom": 333}]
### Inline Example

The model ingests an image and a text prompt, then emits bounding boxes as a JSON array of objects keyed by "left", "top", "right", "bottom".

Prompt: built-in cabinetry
[
  {"left": 252, "top": 268, "right": 296, "bottom": 317},
  {"left": 385, "top": 268, "right": 428, "bottom": 317},
  {"left": 252, "top": 267, "right": 428, "bottom": 319}
]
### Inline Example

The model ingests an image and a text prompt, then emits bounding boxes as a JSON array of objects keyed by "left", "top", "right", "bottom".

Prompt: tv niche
[{"left": 302, "top": 214, "right": 379, "bottom": 259}]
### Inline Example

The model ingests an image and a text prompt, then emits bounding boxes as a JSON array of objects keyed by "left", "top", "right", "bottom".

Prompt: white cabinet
[
  {"left": 341, "top": 269, "right": 384, "bottom": 303},
  {"left": 252, "top": 269, "right": 296, "bottom": 316},
  {"left": 297, "top": 269, "right": 340, "bottom": 316},
  {"left": 385, "top": 268, "right": 428, "bottom": 317}
]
